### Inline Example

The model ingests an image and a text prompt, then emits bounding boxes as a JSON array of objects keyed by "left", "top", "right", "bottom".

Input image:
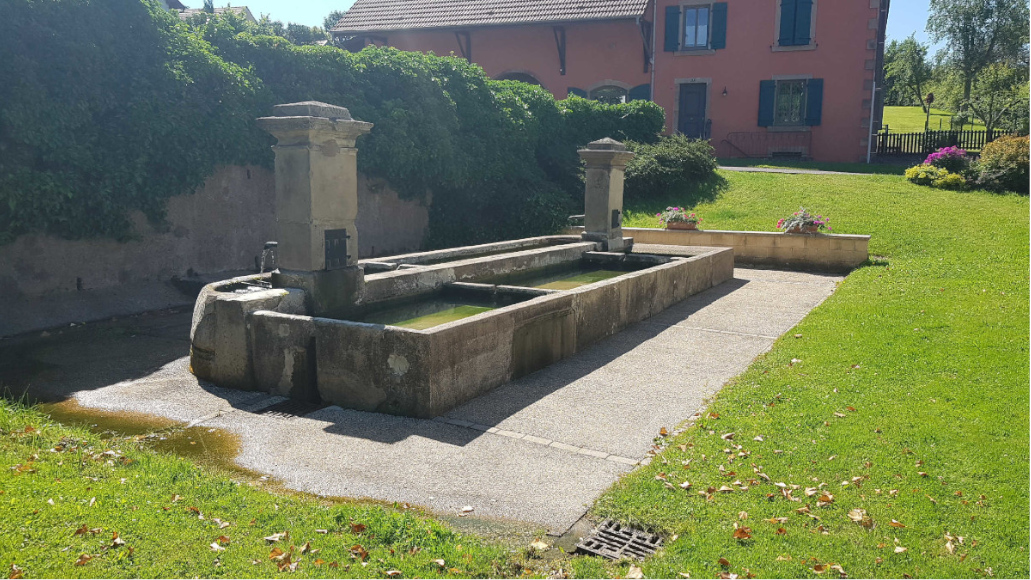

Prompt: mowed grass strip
[
  {"left": 0, "top": 403, "right": 536, "bottom": 578},
  {"left": 881, "top": 106, "right": 986, "bottom": 133},
  {"left": 602, "top": 171, "right": 1029, "bottom": 578}
]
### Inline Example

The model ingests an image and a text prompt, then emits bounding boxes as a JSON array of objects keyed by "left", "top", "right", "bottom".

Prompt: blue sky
[{"left": 217, "top": 0, "right": 936, "bottom": 46}]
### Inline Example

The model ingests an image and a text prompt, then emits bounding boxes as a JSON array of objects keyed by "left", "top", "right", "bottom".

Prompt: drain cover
[
  {"left": 575, "top": 520, "right": 663, "bottom": 560},
  {"left": 258, "top": 400, "right": 323, "bottom": 419}
]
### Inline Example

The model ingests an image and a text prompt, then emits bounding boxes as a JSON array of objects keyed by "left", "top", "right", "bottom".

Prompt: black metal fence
[{"left": 874, "top": 129, "right": 1010, "bottom": 156}]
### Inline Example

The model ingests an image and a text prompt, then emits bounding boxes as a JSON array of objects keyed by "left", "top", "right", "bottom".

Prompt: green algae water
[
  {"left": 533, "top": 269, "right": 624, "bottom": 290},
  {"left": 363, "top": 303, "right": 495, "bottom": 330}
]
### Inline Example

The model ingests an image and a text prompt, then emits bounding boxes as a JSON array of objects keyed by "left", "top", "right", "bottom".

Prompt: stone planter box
[{"left": 570, "top": 227, "right": 870, "bottom": 272}]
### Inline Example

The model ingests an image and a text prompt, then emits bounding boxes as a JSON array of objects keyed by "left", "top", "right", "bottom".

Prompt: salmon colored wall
[
  {"left": 357, "top": 0, "right": 879, "bottom": 162},
  {"left": 653, "top": 0, "right": 879, "bottom": 162},
  {"left": 378, "top": 21, "right": 651, "bottom": 98}
]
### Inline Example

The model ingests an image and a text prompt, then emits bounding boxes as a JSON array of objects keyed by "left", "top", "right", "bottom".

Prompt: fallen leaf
[
  {"left": 264, "top": 533, "right": 286, "bottom": 543},
  {"left": 627, "top": 565, "right": 644, "bottom": 579},
  {"left": 718, "top": 558, "right": 731, "bottom": 567},
  {"left": 776, "top": 528, "right": 787, "bottom": 535},
  {"left": 894, "top": 546, "right": 907, "bottom": 553},
  {"left": 431, "top": 559, "right": 446, "bottom": 568},
  {"left": 210, "top": 542, "right": 225, "bottom": 552},
  {"left": 350, "top": 523, "right": 366, "bottom": 534},
  {"left": 814, "top": 563, "right": 828, "bottom": 573},
  {"left": 718, "top": 485, "right": 734, "bottom": 493},
  {"left": 889, "top": 519, "right": 906, "bottom": 528},
  {"left": 776, "top": 555, "right": 792, "bottom": 561},
  {"left": 315, "top": 529, "right": 328, "bottom": 534},
  {"left": 733, "top": 527, "right": 752, "bottom": 540},
  {"left": 834, "top": 413, "right": 846, "bottom": 418},
  {"left": 767, "top": 517, "right": 789, "bottom": 524},
  {"left": 349, "top": 544, "right": 369, "bottom": 561},
  {"left": 660, "top": 427, "right": 669, "bottom": 436},
  {"left": 530, "top": 539, "right": 549, "bottom": 551},
  {"left": 738, "top": 511, "right": 748, "bottom": 521},
  {"left": 269, "top": 547, "right": 285, "bottom": 560},
  {"left": 385, "top": 571, "right": 402, "bottom": 578},
  {"left": 721, "top": 433, "right": 735, "bottom": 440},
  {"left": 74, "top": 554, "right": 92, "bottom": 566},
  {"left": 680, "top": 480, "right": 692, "bottom": 490},
  {"left": 847, "top": 508, "right": 867, "bottom": 522}
]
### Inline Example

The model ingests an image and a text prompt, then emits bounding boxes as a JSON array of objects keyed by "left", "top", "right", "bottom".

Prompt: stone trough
[{"left": 189, "top": 101, "right": 733, "bottom": 418}]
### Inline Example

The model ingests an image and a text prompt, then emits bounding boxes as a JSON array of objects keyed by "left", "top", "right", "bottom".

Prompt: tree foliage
[
  {"left": 927, "top": 0, "right": 1030, "bottom": 103},
  {"left": 0, "top": 0, "right": 668, "bottom": 248},
  {"left": 885, "top": 35, "right": 934, "bottom": 120},
  {"left": 965, "top": 63, "right": 1027, "bottom": 133}
]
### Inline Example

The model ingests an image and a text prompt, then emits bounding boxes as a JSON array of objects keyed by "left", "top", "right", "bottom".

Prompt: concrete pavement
[{"left": 5, "top": 267, "right": 841, "bottom": 534}]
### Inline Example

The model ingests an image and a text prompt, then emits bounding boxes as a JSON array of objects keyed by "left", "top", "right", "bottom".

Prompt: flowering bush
[
  {"left": 776, "top": 207, "right": 830, "bottom": 233},
  {"left": 924, "top": 146, "right": 969, "bottom": 173},
  {"left": 974, "top": 135, "right": 1029, "bottom": 194},
  {"left": 905, "top": 164, "right": 967, "bottom": 190},
  {"left": 657, "top": 207, "right": 701, "bottom": 226}
]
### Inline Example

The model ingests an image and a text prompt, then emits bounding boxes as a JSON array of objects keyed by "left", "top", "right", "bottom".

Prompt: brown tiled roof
[{"left": 330, "top": 0, "right": 650, "bottom": 33}]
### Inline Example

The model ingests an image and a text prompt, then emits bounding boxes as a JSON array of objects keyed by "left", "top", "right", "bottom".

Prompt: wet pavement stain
[{"left": 39, "top": 399, "right": 249, "bottom": 476}]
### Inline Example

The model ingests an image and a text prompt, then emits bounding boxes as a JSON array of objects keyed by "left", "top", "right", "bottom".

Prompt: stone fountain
[{"left": 190, "top": 102, "right": 733, "bottom": 417}]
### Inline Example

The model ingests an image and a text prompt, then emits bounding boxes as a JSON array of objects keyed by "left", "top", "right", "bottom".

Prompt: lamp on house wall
[{"left": 721, "top": 87, "right": 728, "bottom": 97}]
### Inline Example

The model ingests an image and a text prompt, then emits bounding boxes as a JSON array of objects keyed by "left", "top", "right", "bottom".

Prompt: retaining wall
[{"left": 0, "top": 166, "right": 429, "bottom": 298}]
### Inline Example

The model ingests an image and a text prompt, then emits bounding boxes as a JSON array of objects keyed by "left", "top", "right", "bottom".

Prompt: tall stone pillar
[
  {"left": 578, "top": 138, "right": 634, "bottom": 252},
  {"left": 256, "top": 101, "right": 373, "bottom": 316}
]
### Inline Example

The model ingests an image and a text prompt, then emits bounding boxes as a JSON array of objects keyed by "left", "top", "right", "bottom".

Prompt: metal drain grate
[
  {"left": 258, "top": 400, "right": 323, "bottom": 419},
  {"left": 575, "top": 520, "right": 663, "bottom": 560}
]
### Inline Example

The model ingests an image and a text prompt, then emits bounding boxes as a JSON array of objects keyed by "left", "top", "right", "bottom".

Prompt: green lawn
[
  {"left": 2, "top": 171, "right": 1027, "bottom": 578},
  {"left": 0, "top": 404, "right": 540, "bottom": 578},
  {"left": 882, "top": 106, "right": 986, "bottom": 133},
  {"left": 716, "top": 159, "right": 906, "bottom": 175},
  {"left": 604, "top": 171, "right": 1030, "bottom": 578}
]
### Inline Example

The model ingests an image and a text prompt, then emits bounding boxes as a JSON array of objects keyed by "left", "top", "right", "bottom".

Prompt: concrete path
[{"left": 7, "top": 268, "right": 841, "bottom": 534}]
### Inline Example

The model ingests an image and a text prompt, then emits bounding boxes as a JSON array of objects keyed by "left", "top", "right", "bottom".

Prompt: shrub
[
  {"left": 975, "top": 135, "right": 1029, "bottom": 194},
  {"left": 904, "top": 164, "right": 968, "bottom": 190},
  {"left": 623, "top": 135, "right": 718, "bottom": 201},
  {"left": 924, "top": 146, "right": 969, "bottom": 173},
  {"left": 0, "top": 1, "right": 666, "bottom": 248}
]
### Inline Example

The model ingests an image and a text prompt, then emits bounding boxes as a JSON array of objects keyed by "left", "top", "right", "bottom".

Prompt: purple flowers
[{"left": 924, "top": 146, "right": 969, "bottom": 173}]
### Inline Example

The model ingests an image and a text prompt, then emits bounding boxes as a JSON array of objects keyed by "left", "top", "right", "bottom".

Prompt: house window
[
  {"left": 758, "top": 78, "right": 823, "bottom": 128},
  {"left": 589, "top": 85, "right": 628, "bottom": 104},
  {"left": 774, "top": 80, "right": 807, "bottom": 126},
  {"left": 682, "top": 6, "right": 710, "bottom": 49},
  {"left": 777, "top": 0, "right": 814, "bottom": 47}
]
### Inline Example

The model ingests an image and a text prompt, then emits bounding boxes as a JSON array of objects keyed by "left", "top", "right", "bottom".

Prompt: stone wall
[
  {"left": 0, "top": 166, "right": 429, "bottom": 298},
  {"left": 619, "top": 227, "right": 870, "bottom": 271}
]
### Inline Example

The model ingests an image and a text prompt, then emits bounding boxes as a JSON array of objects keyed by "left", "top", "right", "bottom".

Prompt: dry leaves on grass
[
  {"left": 627, "top": 565, "right": 644, "bottom": 579},
  {"left": 732, "top": 526, "right": 752, "bottom": 540}
]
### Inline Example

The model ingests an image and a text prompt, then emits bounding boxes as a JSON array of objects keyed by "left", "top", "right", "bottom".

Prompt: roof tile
[{"left": 331, "top": 0, "right": 649, "bottom": 33}]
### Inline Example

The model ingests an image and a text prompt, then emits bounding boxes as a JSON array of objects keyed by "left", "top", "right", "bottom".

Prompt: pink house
[{"left": 331, "top": 0, "right": 890, "bottom": 162}]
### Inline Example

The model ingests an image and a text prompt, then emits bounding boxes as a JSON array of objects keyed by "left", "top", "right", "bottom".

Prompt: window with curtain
[
  {"left": 774, "top": 80, "right": 807, "bottom": 126},
  {"left": 682, "top": 5, "right": 710, "bottom": 49}
]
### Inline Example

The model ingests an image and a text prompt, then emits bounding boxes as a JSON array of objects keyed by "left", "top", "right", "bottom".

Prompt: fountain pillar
[
  {"left": 578, "top": 138, "right": 635, "bottom": 252},
  {"left": 256, "top": 102, "right": 373, "bottom": 316}
]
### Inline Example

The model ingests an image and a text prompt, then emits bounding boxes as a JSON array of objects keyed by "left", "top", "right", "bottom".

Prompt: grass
[
  {"left": 0, "top": 403, "right": 543, "bottom": 578},
  {"left": 716, "top": 159, "right": 906, "bottom": 175},
  {"left": 607, "top": 170, "right": 1029, "bottom": 578},
  {"left": 2, "top": 170, "right": 1027, "bottom": 579},
  {"left": 882, "top": 106, "right": 986, "bottom": 133}
]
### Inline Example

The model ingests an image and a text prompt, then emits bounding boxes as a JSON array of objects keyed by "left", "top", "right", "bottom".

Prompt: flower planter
[
  {"left": 665, "top": 222, "right": 699, "bottom": 231},
  {"left": 785, "top": 225, "right": 820, "bottom": 234}
]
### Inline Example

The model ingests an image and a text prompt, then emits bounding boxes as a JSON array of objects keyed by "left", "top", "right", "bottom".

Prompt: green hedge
[{"left": 0, "top": 0, "right": 666, "bottom": 247}]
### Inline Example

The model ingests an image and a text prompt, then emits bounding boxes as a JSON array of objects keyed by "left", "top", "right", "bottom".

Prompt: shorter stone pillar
[
  {"left": 578, "top": 138, "right": 634, "bottom": 251},
  {"left": 256, "top": 101, "right": 373, "bottom": 316}
]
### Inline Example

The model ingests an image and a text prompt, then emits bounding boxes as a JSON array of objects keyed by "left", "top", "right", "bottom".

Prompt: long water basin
[{"left": 350, "top": 286, "right": 539, "bottom": 330}]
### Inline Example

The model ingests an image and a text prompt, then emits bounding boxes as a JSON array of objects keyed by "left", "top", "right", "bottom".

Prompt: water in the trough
[{"left": 359, "top": 299, "right": 496, "bottom": 330}]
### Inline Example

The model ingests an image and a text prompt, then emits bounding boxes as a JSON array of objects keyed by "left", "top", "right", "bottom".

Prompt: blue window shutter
[
  {"left": 567, "top": 87, "right": 587, "bottom": 98},
  {"left": 794, "top": 0, "right": 813, "bottom": 45},
  {"left": 758, "top": 80, "right": 776, "bottom": 127},
  {"left": 711, "top": 3, "right": 727, "bottom": 49},
  {"left": 664, "top": 5, "right": 681, "bottom": 52},
  {"left": 628, "top": 84, "right": 651, "bottom": 101},
  {"left": 778, "top": 0, "right": 797, "bottom": 45},
  {"left": 805, "top": 78, "right": 823, "bottom": 126}
]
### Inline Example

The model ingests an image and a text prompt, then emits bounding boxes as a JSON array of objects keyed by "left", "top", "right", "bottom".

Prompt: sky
[{"left": 207, "top": 0, "right": 938, "bottom": 47}]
